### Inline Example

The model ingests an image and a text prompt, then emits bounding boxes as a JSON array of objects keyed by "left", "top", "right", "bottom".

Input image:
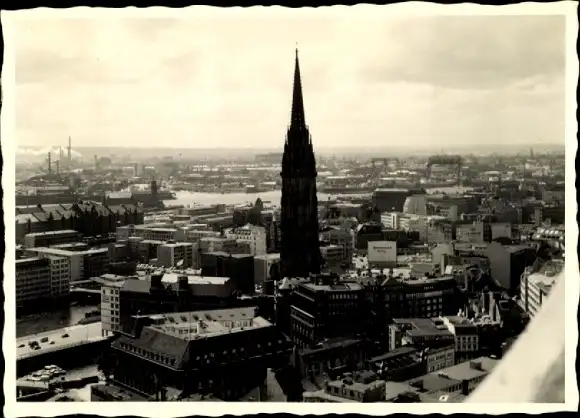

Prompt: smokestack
[
  {"left": 68, "top": 136, "right": 72, "bottom": 168},
  {"left": 151, "top": 180, "right": 158, "bottom": 201},
  {"left": 56, "top": 160, "right": 60, "bottom": 175},
  {"left": 94, "top": 154, "right": 98, "bottom": 170},
  {"left": 47, "top": 152, "right": 52, "bottom": 175}
]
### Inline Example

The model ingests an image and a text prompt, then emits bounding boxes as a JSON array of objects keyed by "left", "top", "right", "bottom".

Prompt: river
[{"left": 164, "top": 187, "right": 474, "bottom": 208}]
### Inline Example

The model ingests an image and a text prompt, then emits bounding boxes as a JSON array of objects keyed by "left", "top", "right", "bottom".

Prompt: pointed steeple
[{"left": 290, "top": 48, "right": 306, "bottom": 129}]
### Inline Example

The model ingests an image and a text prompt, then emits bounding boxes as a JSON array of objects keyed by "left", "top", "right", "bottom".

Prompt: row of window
[{"left": 119, "top": 342, "right": 177, "bottom": 366}]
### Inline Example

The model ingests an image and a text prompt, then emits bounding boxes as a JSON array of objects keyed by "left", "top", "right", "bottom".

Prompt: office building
[
  {"left": 26, "top": 246, "right": 109, "bottom": 281},
  {"left": 16, "top": 257, "right": 51, "bottom": 308},
  {"left": 519, "top": 259, "right": 563, "bottom": 318},
  {"left": 225, "top": 224, "right": 267, "bottom": 256},
  {"left": 23, "top": 229, "right": 81, "bottom": 249},
  {"left": 201, "top": 252, "right": 255, "bottom": 294},
  {"left": 157, "top": 242, "right": 198, "bottom": 268},
  {"left": 439, "top": 316, "right": 480, "bottom": 362},
  {"left": 104, "top": 307, "right": 292, "bottom": 401},
  {"left": 94, "top": 274, "right": 128, "bottom": 336},
  {"left": 290, "top": 274, "right": 364, "bottom": 348}
]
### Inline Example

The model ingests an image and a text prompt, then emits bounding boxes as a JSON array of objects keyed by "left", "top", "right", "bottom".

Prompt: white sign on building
[
  {"left": 457, "top": 224, "right": 484, "bottom": 244},
  {"left": 367, "top": 241, "right": 397, "bottom": 267},
  {"left": 491, "top": 223, "right": 512, "bottom": 240}
]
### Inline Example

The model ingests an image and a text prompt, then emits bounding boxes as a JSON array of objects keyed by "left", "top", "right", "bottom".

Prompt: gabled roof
[{"left": 114, "top": 328, "right": 190, "bottom": 369}]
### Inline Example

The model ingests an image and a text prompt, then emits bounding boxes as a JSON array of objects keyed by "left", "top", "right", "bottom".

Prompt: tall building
[{"left": 280, "top": 49, "right": 321, "bottom": 278}]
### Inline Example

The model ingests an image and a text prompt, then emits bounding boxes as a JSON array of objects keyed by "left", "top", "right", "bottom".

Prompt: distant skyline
[{"left": 11, "top": 9, "right": 566, "bottom": 149}]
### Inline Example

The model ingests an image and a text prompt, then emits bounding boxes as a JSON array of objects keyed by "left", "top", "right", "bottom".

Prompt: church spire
[{"left": 291, "top": 48, "right": 306, "bottom": 129}]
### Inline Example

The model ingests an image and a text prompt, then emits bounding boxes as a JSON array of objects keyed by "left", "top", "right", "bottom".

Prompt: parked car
[
  {"left": 40, "top": 337, "right": 49, "bottom": 343},
  {"left": 62, "top": 334, "right": 69, "bottom": 338}
]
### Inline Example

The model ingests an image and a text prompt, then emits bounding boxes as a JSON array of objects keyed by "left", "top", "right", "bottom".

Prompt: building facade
[
  {"left": 280, "top": 50, "right": 322, "bottom": 278},
  {"left": 16, "top": 257, "right": 51, "bottom": 307}
]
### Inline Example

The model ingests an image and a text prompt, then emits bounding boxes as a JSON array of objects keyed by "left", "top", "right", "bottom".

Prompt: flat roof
[
  {"left": 161, "top": 273, "right": 230, "bottom": 285},
  {"left": 16, "top": 256, "right": 46, "bottom": 265},
  {"left": 254, "top": 253, "right": 281, "bottom": 261},
  {"left": 393, "top": 318, "right": 453, "bottom": 337},
  {"left": 29, "top": 246, "right": 108, "bottom": 257},
  {"left": 148, "top": 307, "right": 271, "bottom": 340},
  {"left": 25, "top": 230, "right": 78, "bottom": 237},
  {"left": 430, "top": 357, "right": 499, "bottom": 381},
  {"left": 409, "top": 374, "right": 461, "bottom": 392},
  {"left": 17, "top": 323, "right": 106, "bottom": 360},
  {"left": 301, "top": 281, "right": 363, "bottom": 292},
  {"left": 161, "top": 242, "right": 192, "bottom": 248}
]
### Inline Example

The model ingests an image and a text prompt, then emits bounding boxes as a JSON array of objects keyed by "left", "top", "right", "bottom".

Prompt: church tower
[{"left": 280, "top": 49, "right": 321, "bottom": 278}]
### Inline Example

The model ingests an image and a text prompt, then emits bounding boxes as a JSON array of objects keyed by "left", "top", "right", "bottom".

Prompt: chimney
[
  {"left": 469, "top": 360, "right": 483, "bottom": 371},
  {"left": 68, "top": 136, "right": 72, "bottom": 168},
  {"left": 151, "top": 273, "right": 163, "bottom": 289},
  {"left": 55, "top": 160, "right": 60, "bottom": 175},
  {"left": 47, "top": 152, "right": 52, "bottom": 175},
  {"left": 178, "top": 275, "right": 188, "bottom": 291},
  {"left": 151, "top": 180, "right": 158, "bottom": 201},
  {"left": 461, "top": 379, "right": 469, "bottom": 396}
]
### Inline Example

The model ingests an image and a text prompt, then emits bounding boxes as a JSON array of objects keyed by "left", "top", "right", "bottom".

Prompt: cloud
[
  {"left": 10, "top": 11, "right": 566, "bottom": 149},
  {"left": 358, "top": 15, "right": 566, "bottom": 90}
]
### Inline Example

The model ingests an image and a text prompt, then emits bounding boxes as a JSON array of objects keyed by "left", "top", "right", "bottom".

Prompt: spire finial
[{"left": 290, "top": 46, "right": 306, "bottom": 129}]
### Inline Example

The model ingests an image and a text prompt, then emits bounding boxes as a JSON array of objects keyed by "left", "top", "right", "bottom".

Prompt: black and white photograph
[{"left": 1, "top": 2, "right": 578, "bottom": 414}]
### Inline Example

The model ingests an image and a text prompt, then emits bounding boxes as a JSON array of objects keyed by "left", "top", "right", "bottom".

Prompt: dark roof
[
  {"left": 114, "top": 327, "right": 189, "bottom": 369},
  {"left": 409, "top": 374, "right": 461, "bottom": 392},
  {"left": 369, "top": 346, "right": 418, "bottom": 363}
]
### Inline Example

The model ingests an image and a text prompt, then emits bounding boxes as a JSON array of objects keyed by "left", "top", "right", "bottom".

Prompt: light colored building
[
  {"left": 519, "top": 259, "right": 563, "bottom": 318},
  {"left": 456, "top": 223, "right": 485, "bottom": 244},
  {"left": 491, "top": 223, "right": 512, "bottom": 240},
  {"left": 94, "top": 275, "right": 127, "bottom": 336},
  {"left": 160, "top": 273, "right": 236, "bottom": 298},
  {"left": 380, "top": 212, "right": 400, "bottom": 229},
  {"left": 428, "top": 356, "right": 499, "bottom": 395},
  {"left": 46, "top": 255, "right": 71, "bottom": 298},
  {"left": 403, "top": 195, "right": 428, "bottom": 216},
  {"left": 226, "top": 224, "right": 267, "bottom": 255},
  {"left": 133, "top": 225, "right": 186, "bottom": 242},
  {"left": 27, "top": 247, "right": 109, "bottom": 281},
  {"left": 116, "top": 224, "right": 135, "bottom": 242},
  {"left": 199, "top": 237, "right": 239, "bottom": 253},
  {"left": 157, "top": 242, "right": 198, "bottom": 268},
  {"left": 16, "top": 257, "right": 51, "bottom": 307},
  {"left": 440, "top": 316, "right": 480, "bottom": 362},
  {"left": 185, "top": 229, "right": 221, "bottom": 242},
  {"left": 320, "top": 244, "right": 345, "bottom": 267}
]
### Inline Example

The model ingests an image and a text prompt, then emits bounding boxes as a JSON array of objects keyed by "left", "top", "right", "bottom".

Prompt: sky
[{"left": 10, "top": 8, "right": 567, "bottom": 150}]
